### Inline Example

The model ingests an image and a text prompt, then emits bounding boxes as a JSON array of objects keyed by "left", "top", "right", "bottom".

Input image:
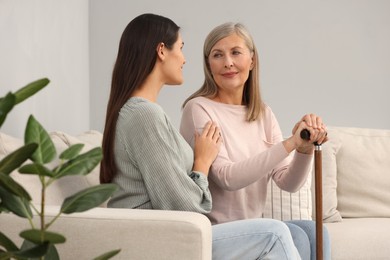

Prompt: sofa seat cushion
[{"left": 325, "top": 218, "right": 390, "bottom": 260}]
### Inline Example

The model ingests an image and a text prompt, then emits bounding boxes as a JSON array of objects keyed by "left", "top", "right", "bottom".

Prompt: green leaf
[
  {"left": 0, "top": 92, "right": 16, "bottom": 128},
  {"left": 12, "top": 241, "right": 49, "bottom": 259},
  {"left": 0, "top": 186, "right": 32, "bottom": 218},
  {"left": 14, "top": 78, "right": 50, "bottom": 105},
  {"left": 61, "top": 184, "right": 117, "bottom": 214},
  {"left": 59, "top": 144, "right": 84, "bottom": 160},
  {"left": 0, "top": 143, "right": 38, "bottom": 175},
  {"left": 20, "top": 230, "right": 65, "bottom": 245},
  {"left": 42, "top": 243, "right": 60, "bottom": 260},
  {"left": 16, "top": 240, "right": 59, "bottom": 260},
  {"left": 25, "top": 115, "right": 56, "bottom": 164},
  {"left": 93, "top": 249, "right": 121, "bottom": 260},
  {"left": 19, "top": 163, "right": 54, "bottom": 177},
  {"left": 0, "top": 251, "right": 16, "bottom": 260},
  {"left": 54, "top": 147, "right": 102, "bottom": 178},
  {"left": 0, "top": 231, "right": 19, "bottom": 252},
  {"left": 0, "top": 172, "right": 31, "bottom": 201}
]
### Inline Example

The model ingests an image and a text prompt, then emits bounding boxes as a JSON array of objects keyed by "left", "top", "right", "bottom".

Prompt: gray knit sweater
[{"left": 107, "top": 97, "right": 211, "bottom": 213}]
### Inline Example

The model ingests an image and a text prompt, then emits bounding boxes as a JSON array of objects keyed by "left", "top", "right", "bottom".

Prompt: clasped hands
[{"left": 285, "top": 114, "right": 328, "bottom": 154}]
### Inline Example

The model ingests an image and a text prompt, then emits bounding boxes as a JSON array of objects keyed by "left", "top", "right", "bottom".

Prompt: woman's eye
[
  {"left": 213, "top": 53, "right": 222, "bottom": 58},
  {"left": 232, "top": 50, "right": 241, "bottom": 55}
]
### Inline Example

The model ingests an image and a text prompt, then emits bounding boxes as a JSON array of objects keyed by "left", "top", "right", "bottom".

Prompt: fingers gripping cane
[{"left": 300, "top": 129, "right": 323, "bottom": 260}]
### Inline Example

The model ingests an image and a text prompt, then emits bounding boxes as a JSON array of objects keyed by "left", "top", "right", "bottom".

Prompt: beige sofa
[
  {"left": 1, "top": 126, "right": 390, "bottom": 259},
  {"left": 0, "top": 130, "right": 211, "bottom": 260},
  {"left": 263, "top": 126, "right": 390, "bottom": 260}
]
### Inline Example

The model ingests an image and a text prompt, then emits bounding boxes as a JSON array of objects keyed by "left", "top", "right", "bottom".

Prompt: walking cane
[{"left": 300, "top": 129, "right": 323, "bottom": 260}]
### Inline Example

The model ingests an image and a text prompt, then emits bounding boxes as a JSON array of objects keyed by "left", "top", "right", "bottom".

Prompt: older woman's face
[{"left": 208, "top": 33, "right": 253, "bottom": 94}]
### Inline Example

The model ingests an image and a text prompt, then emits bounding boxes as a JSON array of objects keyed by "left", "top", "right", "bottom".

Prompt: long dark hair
[{"left": 100, "top": 13, "right": 180, "bottom": 183}]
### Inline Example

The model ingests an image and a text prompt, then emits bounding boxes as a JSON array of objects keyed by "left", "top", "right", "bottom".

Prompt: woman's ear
[
  {"left": 156, "top": 42, "right": 165, "bottom": 61},
  {"left": 250, "top": 52, "right": 255, "bottom": 70}
]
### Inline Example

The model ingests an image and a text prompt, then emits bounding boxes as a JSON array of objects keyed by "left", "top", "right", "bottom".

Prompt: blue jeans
[
  {"left": 285, "top": 220, "right": 331, "bottom": 260},
  {"left": 212, "top": 218, "right": 301, "bottom": 260}
]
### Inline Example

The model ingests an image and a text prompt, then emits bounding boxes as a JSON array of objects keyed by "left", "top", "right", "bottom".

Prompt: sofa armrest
[{"left": 0, "top": 206, "right": 212, "bottom": 260}]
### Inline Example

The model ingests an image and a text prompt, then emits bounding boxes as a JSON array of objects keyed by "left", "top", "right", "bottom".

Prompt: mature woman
[{"left": 180, "top": 22, "right": 330, "bottom": 260}]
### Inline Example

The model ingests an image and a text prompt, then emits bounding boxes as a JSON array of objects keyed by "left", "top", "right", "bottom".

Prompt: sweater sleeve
[
  {"left": 121, "top": 104, "right": 211, "bottom": 213},
  {"left": 181, "top": 99, "right": 312, "bottom": 192},
  {"left": 266, "top": 111, "right": 314, "bottom": 192}
]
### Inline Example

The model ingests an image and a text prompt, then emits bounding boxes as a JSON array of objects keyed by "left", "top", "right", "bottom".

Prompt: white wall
[
  {"left": 2, "top": 1, "right": 388, "bottom": 138},
  {"left": 0, "top": 0, "right": 89, "bottom": 138},
  {"left": 90, "top": 0, "right": 390, "bottom": 136}
]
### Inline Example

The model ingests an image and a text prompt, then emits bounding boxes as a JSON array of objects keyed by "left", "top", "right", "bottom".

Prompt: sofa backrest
[
  {"left": 318, "top": 126, "right": 390, "bottom": 222},
  {"left": 3, "top": 129, "right": 313, "bottom": 218},
  {"left": 264, "top": 126, "right": 390, "bottom": 223},
  {"left": 0, "top": 130, "right": 102, "bottom": 206},
  {"left": 4, "top": 126, "right": 388, "bottom": 222}
]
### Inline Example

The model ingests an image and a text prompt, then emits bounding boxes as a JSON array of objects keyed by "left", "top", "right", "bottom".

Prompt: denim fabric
[
  {"left": 212, "top": 218, "right": 301, "bottom": 260},
  {"left": 285, "top": 220, "right": 331, "bottom": 260}
]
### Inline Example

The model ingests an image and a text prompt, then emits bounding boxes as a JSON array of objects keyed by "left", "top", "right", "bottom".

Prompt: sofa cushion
[
  {"left": 325, "top": 218, "right": 390, "bottom": 260},
  {"left": 263, "top": 160, "right": 312, "bottom": 221},
  {"left": 320, "top": 127, "right": 390, "bottom": 222},
  {"left": 315, "top": 127, "right": 343, "bottom": 222},
  {"left": 336, "top": 127, "right": 390, "bottom": 218},
  {"left": 0, "top": 130, "right": 103, "bottom": 206},
  {"left": 50, "top": 130, "right": 102, "bottom": 187}
]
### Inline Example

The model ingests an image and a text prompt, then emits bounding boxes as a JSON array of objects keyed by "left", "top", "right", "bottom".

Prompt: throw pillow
[
  {"left": 50, "top": 130, "right": 103, "bottom": 187},
  {"left": 263, "top": 163, "right": 312, "bottom": 221}
]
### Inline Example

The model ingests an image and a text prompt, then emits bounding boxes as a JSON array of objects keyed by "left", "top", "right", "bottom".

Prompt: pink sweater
[{"left": 180, "top": 97, "right": 313, "bottom": 224}]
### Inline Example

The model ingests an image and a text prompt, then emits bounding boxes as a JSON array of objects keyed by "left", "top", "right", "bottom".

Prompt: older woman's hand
[{"left": 284, "top": 114, "right": 328, "bottom": 154}]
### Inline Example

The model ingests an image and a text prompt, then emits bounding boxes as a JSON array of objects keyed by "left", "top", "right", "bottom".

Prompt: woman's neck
[
  {"left": 212, "top": 90, "right": 243, "bottom": 105},
  {"left": 131, "top": 73, "right": 163, "bottom": 102}
]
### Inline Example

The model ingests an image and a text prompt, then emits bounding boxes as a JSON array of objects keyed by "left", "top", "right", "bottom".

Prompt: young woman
[
  {"left": 180, "top": 22, "right": 331, "bottom": 260},
  {"left": 100, "top": 13, "right": 301, "bottom": 259}
]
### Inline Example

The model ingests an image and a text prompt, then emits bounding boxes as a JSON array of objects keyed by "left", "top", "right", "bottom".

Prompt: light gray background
[
  {"left": 1, "top": 0, "right": 389, "bottom": 138},
  {"left": 90, "top": 0, "right": 390, "bottom": 135}
]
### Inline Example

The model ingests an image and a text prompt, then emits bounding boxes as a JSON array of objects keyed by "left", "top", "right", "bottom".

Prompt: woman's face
[
  {"left": 208, "top": 33, "right": 253, "bottom": 94},
  {"left": 163, "top": 33, "right": 186, "bottom": 85}
]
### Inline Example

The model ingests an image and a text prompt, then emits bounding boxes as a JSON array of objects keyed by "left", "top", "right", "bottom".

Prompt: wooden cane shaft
[{"left": 315, "top": 147, "right": 323, "bottom": 260}]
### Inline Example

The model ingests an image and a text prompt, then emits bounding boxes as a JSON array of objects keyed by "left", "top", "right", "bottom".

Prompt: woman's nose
[
  {"left": 224, "top": 58, "right": 233, "bottom": 68},
  {"left": 224, "top": 63, "right": 233, "bottom": 68}
]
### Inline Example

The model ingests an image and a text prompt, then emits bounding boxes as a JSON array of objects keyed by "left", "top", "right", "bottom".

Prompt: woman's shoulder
[
  {"left": 124, "top": 97, "right": 163, "bottom": 114},
  {"left": 184, "top": 96, "right": 210, "bottom": 107},
  {"left": 119, "top": 97, "right": 166, "bottom": 125},
  {"left": 260, "top": 103, "right": 279, "bottom": 125},
  {"left": 262, "top": 103, "right": 274, "bottom": 116}
]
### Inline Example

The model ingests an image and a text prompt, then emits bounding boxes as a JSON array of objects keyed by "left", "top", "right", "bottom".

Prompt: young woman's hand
[
  {"left": 283, "top": 114, "right": 328, "bottom": 154},
  {"left": 193, "top": 121, "right": 222, "bottom": 175}
]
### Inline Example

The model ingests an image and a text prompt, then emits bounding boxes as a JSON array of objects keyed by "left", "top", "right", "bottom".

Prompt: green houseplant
[{"left": 0, "top": 78, "right": 120, "bottom": 260}]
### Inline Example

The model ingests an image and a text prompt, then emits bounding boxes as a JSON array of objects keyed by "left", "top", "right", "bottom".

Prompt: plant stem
[
  {"left": 40, "top": 176, "right": 46, "bottom": 233},
  {"left": 27, "top": 202, "right": 36, "bottom": 229},
  {"left": 40, "top": 176, "right": 46, "bottom": 260},
  {"left": 45, "top": 212, "right": 61, "bottom": 230}
]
